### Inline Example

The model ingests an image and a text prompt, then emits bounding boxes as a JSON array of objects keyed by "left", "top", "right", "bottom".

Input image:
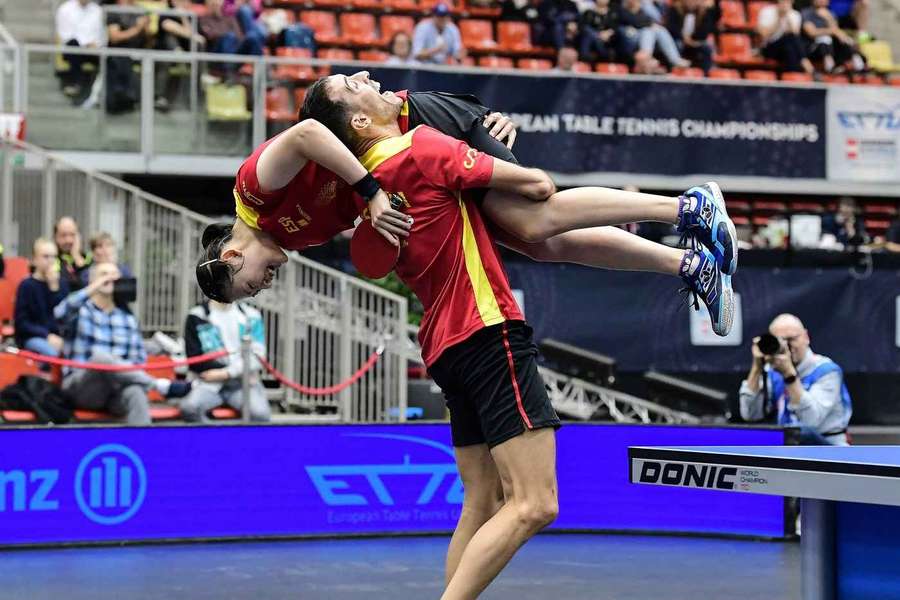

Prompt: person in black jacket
[
  {"left": 665, "top": 0, "right": 720, "bottom": 73},
  {"left": 14, "top": 238, "right": 68, "bottom": 360},
  {"left": 579, "top": 0, "right": 637, "bottom": 62}
]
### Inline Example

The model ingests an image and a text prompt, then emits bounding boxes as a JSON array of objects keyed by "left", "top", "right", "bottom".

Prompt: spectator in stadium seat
[
  {"left": 181, "top": 299, "right": 271, "bottom": 422},
  {"left": 757, "top": 0, "right": 815, "bottom": 73},
  {"left": 740, "top": 313, "right": 852, "bottom": 445},
  {"left": 200, "top": 0, "right": 265, "bottom": 72},
  {"left": 665, "top": 0, "right": 719, "bottom": 74},
  {"left": 801, "top": 0, "right": 866, "bottom": 73},
  {"left": 79, "top": 232, "right": 133, "bottom": 286},
  {"left": 579, "top": 0, "right": 634, "bottom": 63},
  {"left": 54, "top": 262, "right": 191, "bottom": 425},
  {"left": 387, "top": 32, "right": 418, "bottom": 65},
  {"left": 620, "top": 0, "right": 690, "bottom": 71},
  {"left": 158, "top": 0, "right": 206, "bottom": 52},
  {"left": 555, "top": 46, "right": 579, "bottom": 70},
  {"left": 54, "top": 216, "right": 91, "bottom": 291},
  {"left": 55, "top": 0, "right": 103, "bottom": 105},
  {"left": 821, "top": 196, "right": 868, "bottom": 248},
  {"left": 531, "top": 0, "right": 580, "bottom": 49},
  {"left": 105, "top": 0, "right": 150, "bottom": 114},
  {"left": 412, "top": 3, "right": 465, "bottom": 64},
  {"left": 14, "top": 238, "right": 68, "bottom": 360},
  {"left": 223, "top": 0, "right": 268, "bottom": 46}
]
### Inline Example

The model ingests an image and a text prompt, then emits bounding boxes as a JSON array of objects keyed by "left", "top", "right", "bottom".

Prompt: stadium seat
[
  {"left": 294, "top": 87, "right": 308, "bottom": 113},
  {"left": 266, "top": 87, "right": 295, "bottom": 122},
  {"left": 731, "top": 215, "right": 751, "bottom": 227},
  {"left": 754, "top": 200, "right": 788, "bottom": 213},
  {"left": 1, "top": 410, "right": 38, "bottom": 423},
  {"left": 300, "top": 11, "right": 341, "bottom": 45},
  {"left": 384, "top": 0, "right": 419, "bottom": 11},
  {"left": 744, "top": 69, "right": 777, "bottom": 81},
  {"left": 358, "top": 50, "right": 390, "bottom": 62},
  {"left": 150, "top": 405, "right": 182, "bottom": 421},
  {"left": 860, "top": 41, "right": 895, "bottom": 72},
  {"left": 463, "top": 0, "right": 501, "bottom": 17},
  {"left": 497, "top": 21, "right": 533, "bottom": 53},
  {"left": 863, "top": 203, "right": 898, "bottom": 217},
  {"left": 671, "top": 66, "right": 704, "bottom": 78},
  {"left": 719, "top": 0, "right": 747, "bottom": 29},
  {"left": 478, "top": 55, "right": 514, "bottom": 69},
  {"left": 865, "top": 218, "right": 891, "bottom": 236},
  {"left": 318, "top": 48, "right": 355, "bottom": 61},
  {"left": 516, "top": 58, "right": 552, "bottom": 70},
  {"left": 708, "top": 67, "right": 741, "bottom": 79},
  {"left": 0, "top": 257, "right": 30, "bottom": 339},
  {"left": 353, "top": 0, "right": 382, "bottom": 8},
  {"left": 460, "top": 56, "right": 476, "bottom": 66},
  {"left": 0, "top": 354, "right": 41, "bottom": 389},
  {"left": 206, "top": 84, "right": 252, "bottom": 121},
  {"left": 791, "top": 201, "right": 826, "bottom": 213},
  {"left": 380, "top": 15, "right": 416, "bottom": 45},
  {"left": 272, "top": 47, "right": 316, "bottom": 82},
  {"left": 822, "top": 73, "right": 850, "bottom": 84},
  {"left": 340, "top": 13, "right": 378, "bottom": 47},
  {"left": 572, "top": 61, "right": 592, "bottom": 73},
  {"left": 187, "top": 2, "right": 208, "bottom": 17},
  {"left": 717, "top": 34, "right": 760, "bottom": 65},
  {"left": 210, "top": 406, "right": 241, "bottom": 419},
  {"left": 746, "top": 1, "right": 768, "bottom": 28},
  {"left": 781, "top": 72, "right": 813, "bottom": 83},
  {"left": 2, "top": 256, "right": 29, "bottom": 282},
  {"left": 73, "top": 409, "right": 116, "bottom": 422},
  {"left": 312, "top": 0, "right": 346, "bottom": 7},
  {"left": 459, "top": 19, "right": 497, "bottom": 51},
  {"left": 595, "top": 62, "right": 629, "bottom": 74},
  {"left": 751, "top": 215, "right": 771, "bottom": 226},
  {"left": 726, "top": 199, "right": 752, "bottom": 213},
  {"left": 856, "top": 72, "right": 885, "bottom": 86},
  {"left": 890, "top": 77, "right": 900, "bottom": 86}
]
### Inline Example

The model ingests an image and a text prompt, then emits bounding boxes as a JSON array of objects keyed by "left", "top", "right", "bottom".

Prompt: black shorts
[{"left": 427, "top": 321, "right": 561, "bottom": 448}]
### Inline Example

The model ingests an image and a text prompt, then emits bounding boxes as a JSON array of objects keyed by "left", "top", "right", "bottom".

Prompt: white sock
[{"left": 154, "top": 378, "right": 171, "bottom": 395}]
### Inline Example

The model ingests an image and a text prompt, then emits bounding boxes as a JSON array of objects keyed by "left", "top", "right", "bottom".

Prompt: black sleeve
[
  {"left": 407, "top": 91, "right": 519, "bottom": 164},
  {"left": 184, "top": 312, "right": 222, "bottom": 373}
]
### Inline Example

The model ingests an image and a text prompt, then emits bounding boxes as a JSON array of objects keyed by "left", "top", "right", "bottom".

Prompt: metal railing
[
  {"left": 0, "top": 20, "right": 21, "bottom": 113},
  {"left": 0, "top": 137, "right": 409, "bottom": 421}
]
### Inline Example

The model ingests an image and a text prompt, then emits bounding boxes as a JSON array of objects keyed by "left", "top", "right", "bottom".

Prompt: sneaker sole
[
  {"left": 715, "top": 273, "right": 735, "bottom": 337},
  {"left": 705, "top": 181, "right": 739, "bottom": 276}
]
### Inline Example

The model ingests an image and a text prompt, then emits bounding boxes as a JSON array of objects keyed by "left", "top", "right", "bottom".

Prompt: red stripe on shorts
[{"left": 502, "top": 323, "right": 533, "bottom": 429}]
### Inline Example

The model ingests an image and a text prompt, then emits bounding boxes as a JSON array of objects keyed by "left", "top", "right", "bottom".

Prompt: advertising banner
[
  {"left": 827, "top": 85, "right": 900, "bottom": 182},
  {"left": 0, "top": 423, "right": 785, "bottom": 546}
]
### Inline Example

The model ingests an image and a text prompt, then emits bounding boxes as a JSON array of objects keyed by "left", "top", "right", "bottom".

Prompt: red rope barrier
[
  {"left": 5, "top": 348, "right": 229, "bottom": 372},
  {"left": 255, "top": 347, "right": 383, "bottom": 396}
]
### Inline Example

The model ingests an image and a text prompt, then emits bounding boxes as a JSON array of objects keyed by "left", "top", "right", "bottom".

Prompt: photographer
[{"left": 740, "top": 314, "right": 852, "bottom": 445}]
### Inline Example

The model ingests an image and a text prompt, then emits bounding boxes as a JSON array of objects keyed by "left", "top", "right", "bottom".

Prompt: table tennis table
[{"left": 629, "top": 445, "right": 900, "bottom": 600}]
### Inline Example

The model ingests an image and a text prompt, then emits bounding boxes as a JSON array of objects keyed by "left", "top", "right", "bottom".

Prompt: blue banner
[
  {"left": 0, "top": 423, "right": 785, "bottom": 546},
  {"left": 347, "top": 67, "right": 827, "bottom": 179}
]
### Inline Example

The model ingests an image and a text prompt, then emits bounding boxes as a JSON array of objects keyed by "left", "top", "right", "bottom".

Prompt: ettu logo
[
  {"left": 74, "top": 444, "right": 147, "bottom": 525},
  {"left": 639, "top": 461, "right": 736, "bottom": 490}
]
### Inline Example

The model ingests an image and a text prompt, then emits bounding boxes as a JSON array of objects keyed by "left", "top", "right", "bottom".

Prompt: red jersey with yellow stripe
[
  {"left": 232, "top": 90, "right": 412, "bottom": 250},
  {"left": 360, "top": 125, "right": 524, "bottom": 366}
]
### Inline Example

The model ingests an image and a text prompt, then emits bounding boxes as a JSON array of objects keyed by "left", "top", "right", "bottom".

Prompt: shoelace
[
  {"left": 677, "top": 193, "right": 715, "bottom": 254},
  {"left": 678, "top": 254, "right": 714, "bottom": 312}
]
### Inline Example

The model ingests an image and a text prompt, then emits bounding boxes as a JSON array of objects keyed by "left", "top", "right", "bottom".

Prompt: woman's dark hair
[
  {"left": 300, "top": 77, "right": 358, "bottom": 150},
  {"left": 195, "top": 222, "right": 237, "bottom": 303},
  {"left": 390, "top": 31, "right": 412, "bottom": 58}
]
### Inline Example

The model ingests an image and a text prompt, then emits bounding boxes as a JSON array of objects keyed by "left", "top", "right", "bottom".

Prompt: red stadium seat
[
  {"left": 516, "top": 58, "right": 552, "bottom": 70},
  {"left": 74, "top": 409, "right": 116, "bottom": 422},
  {"left": 459, "top": 19, "right": 497, "bottom": 51},
  {"left": 856, "top": 73, "right": 885, "bottom": 85},
  {"left": 717, "top": 34, "right": 760, "bottom": 65},
  {"left": 726, "top": 199, "right": 752, "bottom": 213},
  {"left": 708, "top": 67, "right": 741, "bottom": 79},
  {"left": 478, "top": 55, "right": 514, "bottom": 68},
  {"left": 300, "top": 11, "right": 341, "bottom": 45},
  {"left": 865, "top": 218, "right": 891, "bottom": 235},
  {"left": 671, "top": 66, "right": 704, "bottom": 78},
  {"left": 311, "top": 0, "right": 346, "bottom": 7},
  {"left": 863, "top": 203, "right": 898, "bottom": 217},
  {"left": 384, "top": 0, "right": 419, "bottom": 10},
  {"left": 2, "top": 256, "right": 29, "bottom": 282},
  {"left": 791, "top": 201, "right": 826, "bottom": 213},
  {"left": 572, "top": 61, "right": 592, "bottom": 73},
  {"left": 751, "top": 215, "right": 771, "bottom": 226},
  {"left": 754, "top": 200, "right": 788, "bottom": 212},
  {"left": 744, "top": 69, "right": 777, "bottom": 81},
  {"left": 595, "top": 62, "right": 629, "bottom": 74},
  {"left": 150, "top": 405, "right": 182, "bottom": 421},
  {"left": 380, "top": 15, "right": 416, "bottom": 44},
  {"left": 266, "top": 87, "right": 295, "bottom": 122},
  {"left": 353, "top": 0, "right": 382, "bottom": 8},
  {"left": 781, "top": 72, "right": 813, "bottom": 83},
  {"left": 187, "top": 2, "right": 208, "bottom": 17},
  {"left": 719, "top": 0, "right": 747, "bottom": 29},
  {"left": 294, "top": 87, "right": 308, "bottom": 113},
  {"left": 822, "top": 73, "right": 850, "bottom": 84},
  {"left": 340, "top": 13, "right": 378, "bottom": 46},
  {"left": 0, "top": 354, "right": 41, "bottom": 389},
  {"left": 210, "top": 406, "right": 241, "bottom": 419},
  {"left": 497, "top": 21, "right": 533, "bottom": 53},
  {"left": 746, "top": 1, "right": 768, "bottom": 28},
  {"left": 463, "top": 0, "right": 501, "bottom": 17},
  {"left": 1, "top": 410, "right": 38, "bottom": 423},
  {"left": 272, "top": 47, "right": 316, "bottom": 82},
  {"left": 890, "top": 77, "right": 900, "bottom": 86},
  {"left": 318, "top": 48, "right": 356, "bottom": 61},
  {"left": 731, "top": 215, "right": 751, "bottom": 226},
  {"left": 358, "top": 50, "right": 390, "bottom": 62}
]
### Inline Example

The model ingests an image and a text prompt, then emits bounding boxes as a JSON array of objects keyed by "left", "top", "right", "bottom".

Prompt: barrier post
[{"left": 241, "top": 334, "right": 251, "bottom": 423}]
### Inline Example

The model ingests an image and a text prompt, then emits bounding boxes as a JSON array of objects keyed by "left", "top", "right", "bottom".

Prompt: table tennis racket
[{"left": 350, "top": 219, "right": 401, "bottom": 279}]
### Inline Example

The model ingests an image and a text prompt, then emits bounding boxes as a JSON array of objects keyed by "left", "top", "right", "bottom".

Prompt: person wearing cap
[{"left": 412, "top": 3, "right": 465, "bottom": 64}]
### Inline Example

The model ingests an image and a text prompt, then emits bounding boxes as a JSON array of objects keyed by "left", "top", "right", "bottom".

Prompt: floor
[{"left": 4, "top": 533, "right": 800, "bottom": 600}]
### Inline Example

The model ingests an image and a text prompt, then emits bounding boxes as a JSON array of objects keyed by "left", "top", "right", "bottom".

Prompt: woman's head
[{"left": 390, "top": 32, "right": 412, "bottom": 60}]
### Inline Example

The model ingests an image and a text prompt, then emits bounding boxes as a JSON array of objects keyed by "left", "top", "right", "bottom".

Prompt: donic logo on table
[
  {"left": 74, "top": 444, "right": 147, "bottom": 525},
  {"left": 306, "top": 434, "right": 463, "bottom": 507}
]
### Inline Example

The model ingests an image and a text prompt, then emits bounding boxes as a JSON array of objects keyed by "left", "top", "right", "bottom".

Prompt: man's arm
[
  {"left": 738, "top": 378, "right": 766, "bottom": 421},
  {"left": 788, "top": 371, "right": 842, "bottom": 429},
  {"left": 488, "top": 159, "right": 557, "bottom": 201}
]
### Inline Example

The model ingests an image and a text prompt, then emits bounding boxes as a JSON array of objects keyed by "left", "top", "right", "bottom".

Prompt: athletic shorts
[{"left": 427, "top": 320, "right": 561, "bottom": 448}]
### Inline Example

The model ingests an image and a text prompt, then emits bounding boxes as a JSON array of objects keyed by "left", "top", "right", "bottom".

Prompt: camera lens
[{"left": 757, "top": 333, "right": 781, "bottom": 355}]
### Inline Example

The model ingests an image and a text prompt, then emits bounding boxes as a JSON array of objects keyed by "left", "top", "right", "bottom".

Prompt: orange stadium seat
[
  {"left": 863, "top": 202, "right": 898, "bottom": 217},
  {"left": 781, "top": 72, "right": 813, "bottom": 83},
  {"left": 744, "top": 69, "right": 777, "bottom": 80},
  {"left": 272, "top": 47, "right": 316, "bottom": 82},
  {"left": 74, "top": 409, "right": 116, "bottom": 422},
  {"left": 380, "top": 15, "right": 416, "bottom": 44},
  {"left": 890, "top": 77, "right": 900, "bottom": 86},
  {"left": 459, "top": 19, "right": 497, "bottom": 51},
  {"left": 572, "top": 61, "right": 592, "bottom": 73},
  {"left": 353, "top": 0, "right": 382, "bottom": 8},
  {"left": 754, "top": 200, "right": 788, "bottom": 212},
  {"left": 0, "top": 354, "right": 41, "bottom": 389},
  {"left": 857, "top": 73, "right": 885, "bottom": 85},
  {"left": 865, "top": 218, "right": 891, "bottom": 235},
  {"left": 144, "top": 354, "right": 176, "bottom": 403},
  {"left": 717, "top": 34, "right": 759, "bottom": 65},
  {"left": 478, "top": 55, "right": 514, "bottom": 68},
  {"left": 312, "top": 0, "right": 346, "bottom": 7},
  {"left": 595, "top": 62, "right": 629, "bottom": 74},
  {"left": 210, "top": 407, "right": 241, "bottom": 419},
  {"left": 463, "top": 0, "right": 501, "bottom": 17},
  {"left": 3, "top": 256, "right": 29, "bottom": 282},
  {"left": 671, "top": 66, "right": 704, "bottom": 78},
  {"left": 266, "top": 87, "right": 296, "bottom": 122},
  {"left": 0, "top": 257, "right": 30, "bottom": 339},
  {"left": 731, "top": 215, "right": 751, "bottom": 226},
  {"left": 726, "top": 199, "right": 752, "bottom": 214},
  {"left": 385, "top": 0, "right": 420, "bottom": 10},
  {"left": 150, "top": 405, "right": 183, "bottom": 421},
  {"left": 358, "top": 50, "right": 390, "bottom": 62},
  {"left": 708, "top": 67, "right": 741, "bottom": 79},
  {"left": 719, "top": 0, "right": 747, "bottom": 29},
  {"left": 340, "top": 13, "right": 378, "bottom": 46},
  {"left": 421, "top": 0, "right": 462, "bottom": 13},
  {"left": 822, "top": 73, "right": 850, "bottom": 84},
  {"left": 300, "top": 11, "right": 341, "bottom": 45},
  {"left": 790, "top": 201, "right": 826, "bottom": 213},
  {"left": 747, "top": 1, "right": 768, "bottom": 28},
  {"left": 318, "top": 48, "right": 355, "bottom": 61},
  {"left": 294, "top": 87, "right": 308, "bottom": 112},
  {"left": 751, "top": 215, "right": 771, "bottom": 226},
  {"left": 497, "top": 21, "right": 533, "bottom": 53},
  {"left": 516, "top": 58, "right": 552, "bottom": 70},
  {"left": 1, "top": 410, "right": 38, "bottom": 423}
]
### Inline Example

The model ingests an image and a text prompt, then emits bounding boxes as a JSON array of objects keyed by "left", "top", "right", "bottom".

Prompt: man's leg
[
  {"left": 442, "top": 429, "right": 558, "bottom": 600},
  {"left": 62, "top": 369, "right": 111, "bottom": 411},
  {"left": 107, "top": 384, "right": 151, "bottom": 425},
  {"left": 180, "top": 383, "right": 225, "bottom": 422},
  {"left": 222, "top": 381, "right": 272, "bottom": 421},
  {"left": 445, "top": 444, "right": 504, "bottom": 585}
]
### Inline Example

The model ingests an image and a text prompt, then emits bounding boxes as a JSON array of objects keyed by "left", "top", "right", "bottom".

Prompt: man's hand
[
  {"left": 369, "top": 189, "right": 412, "bottom": 247},
  {"left": 200, "top": 368, "right": 231, "bottom": 383},
  {"left": 85, "top": 271, "right": 118, "bottom": 296},
  {"left": 47, "top": 334, "right": 64, "bottom": 353},
  {"left": 71, "top": 232, "right": 85, "bottom": 265},
  {"left": 483, "top": 112, "right": 518, "bottom": 150},
  {"left": 137, "top": 15, "right": 150, "bottom": 31},
  {"left": 770, "top": 352, "right": 796, "bottom": 377},
  {"left": 751, "top": 337, "right": 765, "bottom": 362}
]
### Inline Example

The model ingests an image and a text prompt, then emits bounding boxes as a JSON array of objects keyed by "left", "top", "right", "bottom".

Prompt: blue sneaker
[
  {"left": 677, "top": 181, "right": 738, "bottom": 276},
  {"left": 680, "top": 248, "right": 734, "bottom": 337}
]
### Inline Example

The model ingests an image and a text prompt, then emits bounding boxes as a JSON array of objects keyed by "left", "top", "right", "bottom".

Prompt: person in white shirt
[
  {"left": 756, "top": 0, "right": 814, "bottom": 73},
  {"left": 55, "top": 0, "right": 104, "bottom": 101}
]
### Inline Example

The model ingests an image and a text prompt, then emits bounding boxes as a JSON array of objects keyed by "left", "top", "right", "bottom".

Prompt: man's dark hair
[
  {"left": 195, "top": 222, "right": 237, "bottom": 303},
  {"left": 300, "top": 77, "right": 358, "bottom": 150}
]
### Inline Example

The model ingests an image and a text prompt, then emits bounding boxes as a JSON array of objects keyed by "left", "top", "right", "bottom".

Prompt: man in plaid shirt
[{"left": 54, "top": 262, "right": 191, "bottom": 424}]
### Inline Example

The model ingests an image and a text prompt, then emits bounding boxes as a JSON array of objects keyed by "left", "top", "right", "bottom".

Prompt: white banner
[{"left": 827, "top": 86, "right": 900, "bottom": 182}]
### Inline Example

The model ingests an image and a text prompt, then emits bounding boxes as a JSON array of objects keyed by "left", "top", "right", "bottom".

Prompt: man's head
[
  {"left": 54, "top": 216, "right": 80, "bottom": 255},
  {"left": 837, "top": 196, "right": 857, "bottom": 219},
  {"left": 769, "top": 313, "right": 810, "bottom": 365},
  {"left": 31, "top": 238, "right": 58, "bottom": 277},
  {"left": 195, "top": 220, "right": 288, "bottom": 303},
  {"left": 433, "top": 3, "right": 451, "bottom": 31},
  {"left": 90, "top": 232, "right": 118, "bottom": 264},
  {"left": 594, "top": 0, "right": 610, "bottom": 9},
  {"left": 556, "top": 47, "right": 578, "bottom": 71},
  {"left": 89, "top": 261, "right": 121, "bottom": 299},
  {"left": 301, "top": 71, "right": 404, "bottom": 151}
]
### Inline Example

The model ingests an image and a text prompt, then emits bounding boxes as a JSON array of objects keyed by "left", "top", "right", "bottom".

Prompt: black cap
[{"left": 195, "top": 222, "right": 235, "bottom": 303}]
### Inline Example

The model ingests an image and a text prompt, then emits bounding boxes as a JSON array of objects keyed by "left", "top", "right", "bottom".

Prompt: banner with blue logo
[
  {"left": 827, "top": 86, "right": 900, "bottom": 182},
  {"left": 0, "top": 423, "right": 784, "bottom": 546},
  {"left": 346, "top": 67, "right": 827, "bottom": 179}
]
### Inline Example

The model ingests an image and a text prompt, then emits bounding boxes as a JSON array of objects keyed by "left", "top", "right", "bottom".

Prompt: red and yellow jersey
[
  {"left": 232, "top": 90, "right": 413, "bottom": 250},
  {"left": 361, "top": 125, "right": 524, "bottom": 366}
]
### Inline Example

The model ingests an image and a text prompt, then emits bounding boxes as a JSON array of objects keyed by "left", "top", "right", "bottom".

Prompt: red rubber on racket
[{"left": 350, "top": 219, "right": 400, "bottom": 278}]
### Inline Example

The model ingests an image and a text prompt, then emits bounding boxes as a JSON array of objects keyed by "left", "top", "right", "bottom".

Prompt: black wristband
[
  {"left": 783, "top": 374, "right": 798, "bottom": 385},
  {"left": 353, "top": 173, "right": 381, "bottom": 202}
]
